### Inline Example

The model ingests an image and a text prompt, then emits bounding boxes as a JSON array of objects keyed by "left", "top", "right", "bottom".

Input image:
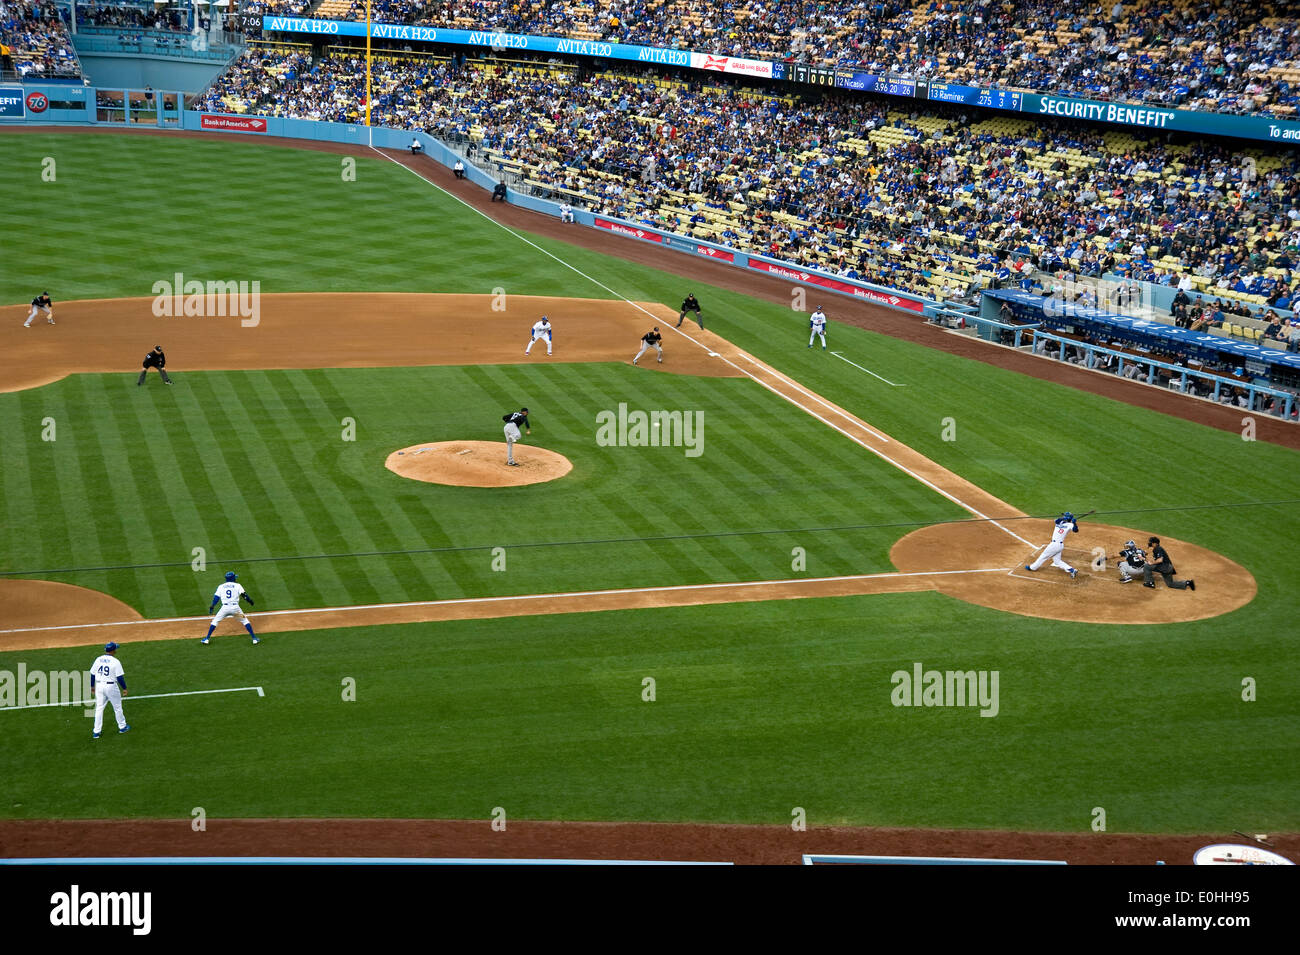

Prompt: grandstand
[
  {"left": 1, "top": 0, "right": 80, "bottom": 79},
  {"left": 249, "top": 0, "right": 1300, "bottom": 118},
  {"left": 201, "top": 44, "right": 1300, "bottom": 337}
]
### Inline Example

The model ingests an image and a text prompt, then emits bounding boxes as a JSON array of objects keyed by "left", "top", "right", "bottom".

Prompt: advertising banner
[
  {"left": 1023, "top": 92, "right": 1300, "bottom": 143},
  {"left": 748, "top": 260, "right": 926, "bottom": 311},
  {"left": 200, "top": 114, "right": 269, "bottom": 132},
  {"left": 0, "top": 88, "right": 25, "bottom": 119}
]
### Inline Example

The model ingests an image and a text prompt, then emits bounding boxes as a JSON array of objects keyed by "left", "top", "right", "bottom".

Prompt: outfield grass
[
  {"left": 1, "top": 132, "right": 1297, "bottom": 831},
  {"left": 1, "top": 598, "right": 1295, "bottom": 831}
]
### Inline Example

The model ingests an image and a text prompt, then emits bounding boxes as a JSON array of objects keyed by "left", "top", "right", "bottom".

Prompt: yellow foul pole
[{"left": 365, "top": 0, "right": 372, "bottom": 126}]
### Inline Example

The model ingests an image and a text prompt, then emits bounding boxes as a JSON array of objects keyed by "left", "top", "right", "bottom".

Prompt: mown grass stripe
[{"left": 202, "top": 371, "right": 341, "bottom": 609}]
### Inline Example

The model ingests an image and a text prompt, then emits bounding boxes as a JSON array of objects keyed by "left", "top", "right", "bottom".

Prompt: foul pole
[{"left": 365, "top": 0, "right": 372, "bottom": 127}]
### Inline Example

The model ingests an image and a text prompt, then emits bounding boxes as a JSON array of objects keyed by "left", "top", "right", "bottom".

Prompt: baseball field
[{"left": 0, "top": 130, "right": 1297, "bottom": 864}]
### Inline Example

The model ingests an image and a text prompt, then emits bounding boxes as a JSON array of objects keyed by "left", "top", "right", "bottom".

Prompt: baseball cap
[{"left": 104, "top": 642, "right": 119, "bottom": 653}]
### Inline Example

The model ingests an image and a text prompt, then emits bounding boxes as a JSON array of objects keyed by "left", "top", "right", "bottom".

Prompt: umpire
[
  {"left": 1142, "top": 536, "right": 1195, "bottom": 591},
  {"left": 676, "top": 293, "right": 703, "bottom": 329},
  {"left": 137, "top": 345, "right": 173, "bottom": 386}
]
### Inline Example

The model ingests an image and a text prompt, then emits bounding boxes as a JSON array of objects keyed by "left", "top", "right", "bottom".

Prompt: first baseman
[
  {"left": 502, "top": 407, "right": 530, "bottom": 465},
  {"left": 633, "top": 327, "right": 663, "bottom": 364},
  {"left": 24, "top": 291, "right": 54, "bottom": 327},
  {"left": 89, "top": 642, "right": 130, "bottom": 739},
  {"left": 1025, "top": 512, "right": 1079, "bottom": 578},
  {"left": 202, "top": 572, "right": 259, "bottom": 644},
  {"left": 1142, "top": 536, "right": 1195, "bottom": 590},
  {"left": 525, "top": 316, "right": 552, "bottom": 356},
  {"left": 809, "top": 305, "right": 827, "bottom": 349},
  {"left": 677, "top": 293, "right": 702, "bottom": 329}
]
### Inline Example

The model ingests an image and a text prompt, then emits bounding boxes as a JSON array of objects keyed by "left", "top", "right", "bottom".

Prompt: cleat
[
  {"left": 1186, "top": 580, "right": 1195, "bottom": 591},
  {"left": 1024, "top": 565, "right": 1033, "bottom": 571},
  {"left": 1143, "top": 582, "right": 1155, "bottom": 588},
  {"left": 92, "top": 732, "right": 101, "bottom": 739},
  {"left": 252, "top": 637, "right": 260, "bottom": 645},
  {"left": 200, "top": 637, "right": 210, "bottom": 644},
  {"left": 1068, "top": 568, "right": 1078, "bottom": 579},
  {"left": 119, "top": 724, "right": 131, "bottom": 734},
  {"left": 1119, "top": 576, "right": 1133, "bottom": 582}
]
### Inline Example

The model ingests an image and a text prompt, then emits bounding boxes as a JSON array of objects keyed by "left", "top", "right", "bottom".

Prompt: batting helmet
[
  {"left": 225, "top": 571, "right": 237, "bottom": 582},
  {"left": 104, "top": 642, "right": 119, "bottom": 653},
  {"left": 1062, "top": 512, "right": 1075, "bottom": 522}
]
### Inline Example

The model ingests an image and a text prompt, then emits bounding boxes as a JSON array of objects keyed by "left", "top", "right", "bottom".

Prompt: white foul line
[
  {"left": 829, "top": 351, "right": 905, "bottom": 387},
  {"left": 0, "top": 686, "right": 265, "bottom": 712},
  {"left": 370, "top": 148, "right": 1032, "bottom": 547},
  {"left": 0, "top": 569, "right": 1013, "bottom": 636}
]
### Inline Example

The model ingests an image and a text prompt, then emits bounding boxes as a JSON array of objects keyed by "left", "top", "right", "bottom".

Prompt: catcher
[{"left": 1114, "top": 539, "right": 1147, "bottom": 583}]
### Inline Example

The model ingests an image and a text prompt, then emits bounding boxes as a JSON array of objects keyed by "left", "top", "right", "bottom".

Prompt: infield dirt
[{"left": 0, "top": 292, "right": 1256, "bottom": 647}]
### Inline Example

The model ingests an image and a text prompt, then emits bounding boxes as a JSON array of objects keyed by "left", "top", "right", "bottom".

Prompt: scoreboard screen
[
  {"left": 834, "top": 70, "right": 916, "bottom": 97},
  {"left": 790, "top": 63, "right": 837, "bottom": 87},
  {"left": 928, "top": 82, "right": 1022, "bottom": 111}
]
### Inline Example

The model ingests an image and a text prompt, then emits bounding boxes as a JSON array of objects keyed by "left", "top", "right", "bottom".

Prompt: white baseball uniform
[
  {"left": 89, "top": 653, "right": 127, "bottom": 734},
  {"left": 1028, "top": 518, "right": 1077, "bottom": 574},
  {"left": 210, "top": 581, "right": 251, "bottom": 627},
  {"left": 809, "top": 309, "right": 827, "bottom": 348},
  {"left": 525, "top": 319, "right": 552, "bottom": 355}
]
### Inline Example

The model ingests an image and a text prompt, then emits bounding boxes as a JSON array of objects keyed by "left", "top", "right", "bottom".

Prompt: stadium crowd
[
  {"left": 74, "top": 2, "right": 189, "bottom": 32},
  {"left": 202, "top": 49, "right": 1300, "bottom": 315},
  {"left": 0, "top": 0, "right": 78, "bottom": 77},
  {"left": 289, "top": 0, "right": 1300, "bottom": 118}
]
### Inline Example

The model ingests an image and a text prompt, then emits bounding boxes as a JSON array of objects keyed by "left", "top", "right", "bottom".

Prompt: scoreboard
[
  {"left": 926, "top": 82, "right": 1023, "bottom": 111},
  {"left": 789, "top": 63, "right": 837, "bottom": 87}
]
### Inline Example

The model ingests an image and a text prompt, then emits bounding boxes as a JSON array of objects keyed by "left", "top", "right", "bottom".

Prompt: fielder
[
  {"left": 809, "top": 306, "right": 827, "bottom": 349},
  {"left": 633, "top": 327, "right": 663, "bottom": 364},
  {"left": 1024, "top": 512, "right": 1079, "bottom": 578},
  {"left": 502, "top": 406, "right": 530, "bottom": 466},
  {"left": 202, "top": 571, "right": 259, "bottom": 644},
  {"left": 23, "top": 291, "right": 54, "bottom": 327},
  {"left": 525, "top": 316, "right": 553, "bottom": 356},
  {"left": 89, "top": 642, "right": 130, "bottom": 739},
  {"left": 1115, "top": 539, "right": 1147, "bottom": 582}
]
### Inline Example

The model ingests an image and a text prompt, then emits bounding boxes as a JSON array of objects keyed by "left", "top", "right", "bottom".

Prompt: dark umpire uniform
[
  {"left": 677, "top": 294, "right": 702, "bottom": 329},
  {"left": 138, "top": 345, "right": 173, "bottom": 386},
  {"left": 1142, "top": 537, "right": 1194, "bottom": 590}
]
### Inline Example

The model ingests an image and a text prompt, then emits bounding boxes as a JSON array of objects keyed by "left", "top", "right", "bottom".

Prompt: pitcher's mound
[{"left": 385, "top": 441, "right": 573, "bottom": 487}]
